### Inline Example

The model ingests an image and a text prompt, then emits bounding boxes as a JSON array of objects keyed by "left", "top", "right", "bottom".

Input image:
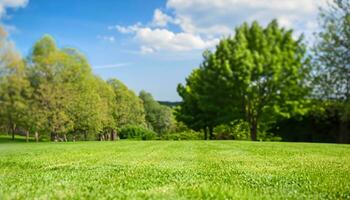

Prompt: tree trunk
[
  {"left": 338, "top": 120, "right": 349, "bottom": 144},
  {"left": 54, "top": 133, "right": 58, "bottom": 142},
  {"left": 73, "top": 135, "right": 76, "bottom": 142},
  {"left": 35, "top": 131, "right": 39, "bottom": 142},
  {"left": 250, "top": 122, "right": 257, "bottom": 141},
  {"left": 63, "top": 134, "right": 68, "bottom": 142},
  {"left": 111, "top": 130, "right": 116, "bottom": 141},
  {"left": 204, "top": 127, "right": 208, "bottom": 140},
  {"left": 25, "top": 131, "right": 29, "bottom": 143},
  {"left": 209, "top": 126, "right": 214, "bottom": 140},
  {"left": 51, "top": 132, "right": 55, "bottom": 142},
  {"left": 11, "top": 123, "right": 16, "bottom": 141},
  {"left": 84, "top": 131, "right": 87, "bottom": 141}
]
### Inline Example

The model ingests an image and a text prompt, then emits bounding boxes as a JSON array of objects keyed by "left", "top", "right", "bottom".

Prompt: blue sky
[{"left": 0, "top": 0, "right": 326, "bottom": 101}]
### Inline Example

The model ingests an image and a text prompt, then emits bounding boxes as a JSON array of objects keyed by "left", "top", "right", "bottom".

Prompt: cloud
[
  {"left": 1, "top": 24, "right": 18, "bottom": 33},
  {"left": 108, "top": 22, "right": 142, "bottom": 34},
  {"left": 97, "top": 35, "right": 115, "bottom": 43},
  {"left": 93, "top": 63, "right": 131, "bottom": 69},
  {"left": 0, "top": 0, "right": 29, "bottom": 19},
  {"left": 135, "top": 28, "right": 218, "bottom": 53},
  {"left": 152, "top": 9, "right": 174, "bottom": 27},
  {"left": 166, "top": 0, "right": 328, "bottom": 37},
  {"left": 140, "top": 46, "right": 154, "bottom": 54},
  {"left": 111, "top": 0, "right": 328, "bottom": 54},
  {"left": 114, "top": 23, "right": 219, "bottom": 54}
]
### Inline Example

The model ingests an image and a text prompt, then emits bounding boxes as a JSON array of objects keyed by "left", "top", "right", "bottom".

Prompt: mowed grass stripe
[{"left": 0, "top": 141, "right": 349, "bottom": 199}]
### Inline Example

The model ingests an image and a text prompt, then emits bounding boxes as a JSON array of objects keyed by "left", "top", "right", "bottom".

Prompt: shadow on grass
[{"left": 0, "top": 134, "right": 36, "bottom": 143}]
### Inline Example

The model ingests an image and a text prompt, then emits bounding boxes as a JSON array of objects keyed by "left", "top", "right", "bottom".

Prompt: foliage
[
  {"left": 119, "top": 125, "right": 157, "bottom": 140},
  {"left": 161, "top": 131, "right": 202, "bottom": 140},
  {"left": 139, "top": 90, "right": 176, "bottom": 135},
  {"left": 0, "top": 26, "right": 32, "bottom": 140},
  {"left": 108, "top": 79, "right": 146, "bottom": 129},
  {"left": 214, "top": 120, "right": 250, "bottom": 140},
  {"left": 158, "top": 101, "right": 181, "bottom": 108},
  {"left": 27, "top": 35, "right": 117, "bottom": 140},
  {"left": 176, "top": 69, "right": 213, "bottom": 139},
  {"left": 270, "top": 100, "right": 348, "bottom": 143},
  {"left": 0, "top": 29, "right": 148, "bottom": 141},
  {"left": 177, "top": 20, "right": 311, "bottom": 141},
  {"left": 313, "top": 0, "right": 350, "bottom": 143}
]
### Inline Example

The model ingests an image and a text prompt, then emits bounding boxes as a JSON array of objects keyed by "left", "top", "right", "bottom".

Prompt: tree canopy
[
  {"left": 0, "top": 31, "right": 157, "bottom": 141},
  {"left": 313, "top": 0, "right": 350, "bottom": 143},
  {"left": 177, "top": 20, "right": 311, "bottom": 140},
  {"left": 139, "top": 90, "right": 175, "bottom": 135}
]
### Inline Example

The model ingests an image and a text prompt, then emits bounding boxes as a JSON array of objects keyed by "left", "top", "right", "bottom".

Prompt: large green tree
[
  {"left": 108, "top": 79, "right": 146, "bottom": 129},
  {"left": 28, "top": 35, "right": 111, "bottom": 141},
  {"left": 28, "top": 36, "right": 73, "bottom": 140},
  {"left": 94, "top": 77, "right": 116, "bottom": 140},
  {"left": 139, "top": 90, "right": 175, "bottom": 135},
  {"left": 313, "top": 0, "right": 350, "bottom": 143},
  {"left": 178, "top": 20, "right": 311, "bottom": 141},
  {"left": 64, "top": 51, "right": 105, "bottom": 141},
  {"left": 0, "top": 26, "right": 31, "bottom": 140},
  {"left": 176, "top": 68, "right": 216, "bottom": 140}
]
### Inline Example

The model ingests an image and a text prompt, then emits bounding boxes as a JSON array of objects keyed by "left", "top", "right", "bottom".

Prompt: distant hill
[{"left": 158, "top": 101, "right": 181, "bottom": 108}]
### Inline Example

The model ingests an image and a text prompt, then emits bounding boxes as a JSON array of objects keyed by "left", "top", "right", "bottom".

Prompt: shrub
[
  {"left": 162, "top": 131, "right": 202, "bottom": 140},
  {"left": 258, "top": 132, "right": 282, "bottom": 142},
  {"left": 119, "top": 125, "right": 157, "bottom": 140},
  {"left": 214, "top": 120, "right": 250, "bottom": 140}
]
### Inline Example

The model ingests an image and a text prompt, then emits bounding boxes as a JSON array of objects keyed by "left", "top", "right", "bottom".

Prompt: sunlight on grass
[{"left": 0, "top": 141, "right": 349, "bottom": 199}]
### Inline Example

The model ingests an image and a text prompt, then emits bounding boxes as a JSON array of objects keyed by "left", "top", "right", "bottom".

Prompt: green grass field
[{"left": 0, "top": 140, "right": 349, "bottom": 199}]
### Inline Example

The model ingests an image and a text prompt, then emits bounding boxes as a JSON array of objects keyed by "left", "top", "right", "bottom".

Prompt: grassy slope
[{"left": 0, "top": 141, "right": 349, "bottom": 199}]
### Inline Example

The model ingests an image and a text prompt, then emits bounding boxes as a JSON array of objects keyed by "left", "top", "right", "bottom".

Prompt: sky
[{"left": 0, "top": 0, "right": 327, "bottom": 101}]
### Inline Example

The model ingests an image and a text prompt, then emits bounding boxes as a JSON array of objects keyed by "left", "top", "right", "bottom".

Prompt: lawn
[{"left": 0, "top": 140, "right": 349, "bottom": 199}]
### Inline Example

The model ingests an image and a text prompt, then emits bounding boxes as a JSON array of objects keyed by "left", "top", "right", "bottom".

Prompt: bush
[
  {"left": 257, "top": 132, "right": 282, "bottom": 141},
  {"left": 161, "top": 131, "right": 202, "bottom": 140},
  {"left": 119, "top": 125, "right": 157, "bottom": 140},
  {"left": 214, "top": 120, "right": 250, "bottom": 140}
]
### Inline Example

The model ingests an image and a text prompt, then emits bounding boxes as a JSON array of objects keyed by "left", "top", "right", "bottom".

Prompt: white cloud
[
  {"left": 108, "top": 22, "right": 142, "bottom": 34},
  {"left": 140, "top": 46, "right": 154, "bottom": 54},
  {"left": 166, "top": 0, "right": 328, "bottom": 36},
  {"left": 97, "top": 35, "right": 115, "bottom": 43},
  {"left": 112, "top": 0, "right": 328, "bottom": 54},
  {"left": 114, "top": 23, "right": 219, "bottom": 53},
  {"left": 135, "top": 28, "right": 218, "bottom": 52},
  {"left": 93, "top": 63, "right": 131, "bottom": 69},
  {"left": 0, "top": 0, "right": 28, "bottom": 19},
  {"left": 152, "top": 9, "right": 174, "bottom": 27}
]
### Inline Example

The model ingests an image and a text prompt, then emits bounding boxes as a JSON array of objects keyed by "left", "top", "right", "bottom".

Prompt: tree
[
  {"left": 61, "top": 48, "right": 108, "bottom": 141},
  {"left": 176, "top": 69, "right": 215, "bottom": 140},
  {"left": 28, "top": 35, "right": 80, "bottom": 141},
  {"left": 178, "top": 20, "right": 310, "bottom": 141},
  {"left": 108, "top": 79, "right": 146, "bottom": 129},
  {"left": 313, "top": 0, "right": 350, "bottom": 143},
  {"left": 0, "top": 26, "right": 31, "bottom": 140},
  {"left": 139, "top": 90, "right": 175, "bottom": 135},
  {"left": 94, "top": 77, "right": 116, "bottom": 141}
]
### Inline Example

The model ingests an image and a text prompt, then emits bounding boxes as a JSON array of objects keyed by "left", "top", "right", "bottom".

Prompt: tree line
[
  {"left": 0, "top": 0, "right": 349, "bottom": 143},
  {"left": 0, "top": 30, "right": 175, "bottom": 142},
  {"left": 176, "top": 0, "right": 349, "bottom": 143}
]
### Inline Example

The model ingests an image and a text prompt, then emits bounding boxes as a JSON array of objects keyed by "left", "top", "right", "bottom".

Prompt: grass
[
  {"left": 0, "top": 140, "right": 349, "bottom": 199},
  {"left": 0, "top": 134, "right": 36, "bottom": 143}
]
